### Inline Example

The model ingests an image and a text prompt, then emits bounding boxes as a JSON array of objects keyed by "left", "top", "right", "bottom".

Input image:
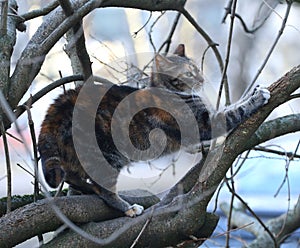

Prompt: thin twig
[
  {"left": 223, "top": 2, "right": 265, "bottom": 34},
  {"left": 159, "top": 12, "right": 182, "bottom": 54},
  {"left": 222, "top": 0, "right": 233, "bottom": 23},
  {"left": 188, "top": 221, "right": 255, "bottom": 244},
  {"left": 201, "top": 45, "right": 212, "bottom": 74},
  {"left": 16, "top": 163, "right": 35, "bottom": 177},
  {"left": 23, "top": 103, "right": 40, "bottom": 201},
  {"left": 253, "top": 146, "right": 300, "bottom": 159},
  {"left": 130, "top": 207, "right": 154, "bottom": 248},
  {"left": 212, "top": 181, "right": 224, "bottom": 213},
  {"left": 225, "top": 164, "right": 236, "bottom": 248},
  {"left": 20, "top": 0, "right": 59, "bottom": 21},
  {"left": 148, "top": 11, "right": 166, "bottom": 53},
  {"left": 276, "top": 139, "right": 300, "bottom": 238},
  {"left": 217, "top": 0, "right": 238, "bottom": 109},
  {"left": 5, "top": 131, "right": 23, "bottom": 143},
  {"left": 226, "top": 150, "right": 251, "bottom": 181},
  {"left": 288, "top": 93, "right": 300, "bottom": 101},
  {"left": 0, "top": 118, "right": 11, "bottom": 213},
  {"left": 242, "top": 1, "right": 293, "bottom": 98},
  {"left": 226, "top": 183, "right": 278, "bottom": 247},
  {"left": 132, "top": 11, "right": 152, "bottom": 38},
  {"left": 180, "top": 8, "right": 230, "bottom": 106}
]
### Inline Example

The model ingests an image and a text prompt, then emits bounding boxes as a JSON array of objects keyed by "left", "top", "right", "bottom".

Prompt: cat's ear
[
  {"left": 154, "top": 54, "right": 174, "bottom": 71},
  {"left": 174, "top": 44, "right": 185, "bottom": 57}
]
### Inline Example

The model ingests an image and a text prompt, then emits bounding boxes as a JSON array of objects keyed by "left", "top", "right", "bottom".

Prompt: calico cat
[{"left": 38, "top": 44, "right": 270, "bottom": 217}]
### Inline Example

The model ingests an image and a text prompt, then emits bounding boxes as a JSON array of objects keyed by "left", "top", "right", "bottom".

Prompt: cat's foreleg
[{"left": 213, "top": 86, "right": 270, "bottom": 134}]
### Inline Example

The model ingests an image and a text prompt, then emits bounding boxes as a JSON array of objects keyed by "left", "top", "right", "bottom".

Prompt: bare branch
[
  {"left": 23, "top": 104, "right": 40, "bottom": 201},
  {"left": 161, "top": 12, "right": 182, "bottom": 54},
  {"left": 242, "top": 1, "right": 293, "bottom": 97},
  {"left": 0, "top": 0, "right": 8, "bottom": 36},
  {"left": 0, "top": 119, "right": 12, "bottom": 213},
  {"left": 13, "top": 74, "right": 113, "bottom": 123},
  {"left": 253, "top": 146, "right": 300, "bottom": 159},
  {"left": 0, "top": 0, "right": 18, "bottom": 97},
  {"left": 180, "top": 8, "right": 231, "bottom": 106},
  {"left": 244, "top": 114, "right": 300, "bottom": 152},
  {"left": 224, "top": 181, "right": 278, "bottom": 246},
  {"left": 59, "top": 0, "right": 93, "bottom": 81},
  {"left": 20, "top": 1, "right": 59, "bottom": 21},
  {"left": 217, "top": 0, "right": 238, "bottom": 109},
  {"left": 220, "top": 196, "right": 300, "bottom": 248},
  {"left": 0, "top": 191, "right": 159, "bottom": 247}
]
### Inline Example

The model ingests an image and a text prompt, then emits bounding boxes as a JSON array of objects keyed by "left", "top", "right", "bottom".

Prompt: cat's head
[{"left": 151, "top": 44, "right": 204, "bottom": 93}]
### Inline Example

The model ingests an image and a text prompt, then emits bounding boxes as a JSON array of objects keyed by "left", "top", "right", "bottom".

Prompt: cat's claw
[{"left": 125, "top": 204, "right": 144, "bottom": 217}]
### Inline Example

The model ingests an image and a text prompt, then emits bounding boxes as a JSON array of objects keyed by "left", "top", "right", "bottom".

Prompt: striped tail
[{"left": 38, "top": 132, "right": 65, "bottom": 188}]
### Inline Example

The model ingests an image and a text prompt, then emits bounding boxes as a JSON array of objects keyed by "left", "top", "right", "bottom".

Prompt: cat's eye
[{"left": 185, "top": 72, "right": 193, "bottom": 77}]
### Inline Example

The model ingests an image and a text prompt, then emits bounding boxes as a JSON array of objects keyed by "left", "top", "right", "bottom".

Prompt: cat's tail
[{"left": 38, "top": 128, "right": 65, "bottom": 188}]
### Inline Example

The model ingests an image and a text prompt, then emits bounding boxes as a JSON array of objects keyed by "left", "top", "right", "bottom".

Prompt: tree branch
[
  {"left": 220, "top": 195, "right": 300, "bottom": 248},
  {"left": 245, "top": 114, "right": 300, "bottom": 152},
  {"left": 41, "top": 192, "right": 218, "bottom": 247},
  {"left": 0, "top": 190, "right": 159, "bottom": 247},
  {"left": 59, "top": 0, "right": 92, "bottom": 82},
  {"left": 0, "top": 0, "right": 18, "bottom": 97}
]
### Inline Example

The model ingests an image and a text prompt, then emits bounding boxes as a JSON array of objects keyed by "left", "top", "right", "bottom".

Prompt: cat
[{"left": 38, "top": 44, "right": 270, "bottom": 217}]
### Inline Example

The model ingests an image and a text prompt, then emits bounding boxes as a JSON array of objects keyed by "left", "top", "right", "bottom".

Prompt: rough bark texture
[
  {"left": 0, "top": 190, "right": 159, "bottom": 248},
  {"left": 0, "top": 0, "right": 18, "bottom": 97}
]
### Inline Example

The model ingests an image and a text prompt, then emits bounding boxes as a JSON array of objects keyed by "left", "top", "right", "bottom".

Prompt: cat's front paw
[
  {"left": 253, "top": 86, "right": 270, "bottom": 105},
  {"left": 125, "top": 204, "right": 144, "bottom": 217}
]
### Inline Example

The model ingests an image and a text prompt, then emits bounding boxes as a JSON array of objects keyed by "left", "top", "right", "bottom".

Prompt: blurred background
[{"left": 0, "top": 0, "right": 299, "bottom": 246}]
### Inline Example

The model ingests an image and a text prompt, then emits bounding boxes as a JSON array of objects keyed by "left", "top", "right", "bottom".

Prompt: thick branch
[
  {"left": 245, "top": 114, "right": 300, "bottom": 151},
  {"left": 0, "top": 190, "right": 159, "bottom": 248},
  {"left": 59, "top": 0, "right": 92, "bottom": 81},
  {"left": 0, "top": 0, "right": 17, "bottom": 97},
  {"left": 42, "top": 191, "right": 217, "bottom": 247}
]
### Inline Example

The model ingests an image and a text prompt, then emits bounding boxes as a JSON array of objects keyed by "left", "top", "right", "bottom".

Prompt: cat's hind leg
[
  {"left": 65, "top": 172, "right": 144, "bottom": 217},
  {"left": 90, "top": 181, "right": 144, "bottom": 217}
]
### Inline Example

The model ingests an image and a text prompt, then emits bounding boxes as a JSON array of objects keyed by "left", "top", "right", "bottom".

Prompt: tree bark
[
  {"left": 0, "top": 190, "right": 159, "bottom": 248},
  {"left": 0, "top": 0, "right": 18, "bottom": 97}
]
